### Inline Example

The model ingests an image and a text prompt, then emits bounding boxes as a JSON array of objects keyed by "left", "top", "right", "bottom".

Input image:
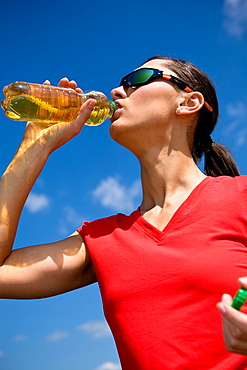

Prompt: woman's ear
[{"left": 176, "top": 91, "right": 204, "bottom": 116}]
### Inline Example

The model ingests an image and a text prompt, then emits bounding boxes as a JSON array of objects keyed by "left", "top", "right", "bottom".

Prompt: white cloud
[
  {"left": 14, "top": 334, "right": 27, "bottom": 342},
  {"left": 25, "top": 192, "right": 50, "bottom": 213},
  {"left": 46, "top": 330, "right": 70, "bottom": 342},
  {"left": 95, "top": 362, "right": 121, "bottom": 370},
  {"left": 223, "top": 0, "right": 247, "bottom": 37},
  {"left": 92, "top": 177, "right": 141, "bottom": 212},
  {"left": 63, "top": 206, "right": 84, "bottom": 225},
  {"left": 0, "top": 350, "right": 4, "bottom": 357},
  {"left": 77, "top": 320, "right": 111, "bottom": 339},
  {"left": 58, "top": 206, "right": 85, "bottom": 235},
  {"left": 224, "top": 101, "right": 247, "bottom": 147},
  {"left": 226, "top": 101, "right": 246, "bottom": 118},
  {"left": 235, "top": 128, "right": 247, "bottom": 146}
]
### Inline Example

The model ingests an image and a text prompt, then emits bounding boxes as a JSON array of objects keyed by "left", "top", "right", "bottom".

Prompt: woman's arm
[
  {"left": 0, "top": 78, "right": 96, "bottom": 298},
  {"left": 0, "top": 233, "right": 97, "bottom": 299}
]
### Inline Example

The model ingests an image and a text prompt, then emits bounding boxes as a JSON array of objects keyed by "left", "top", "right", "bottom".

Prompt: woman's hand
[
  {"left": 22, "top": 77, "right": 96, "bottom": 154},
  {"left": 217, "top": 277, "right": 247, "bottom": 355}
]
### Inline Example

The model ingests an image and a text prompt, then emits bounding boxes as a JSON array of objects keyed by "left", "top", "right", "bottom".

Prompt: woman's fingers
[
  {"left": 57, "top": 77, "right": 69, "bottom": 87},
  {"left": 217, "top": 293, "right": 247, "bottom": 355},
  {"left": 42, "top": 78, "right": 82, "bottom": 92}
]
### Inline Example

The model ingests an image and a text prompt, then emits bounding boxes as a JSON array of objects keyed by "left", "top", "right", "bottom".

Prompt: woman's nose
[{"left": 110, "top": 86, "right": 127, "bottom": 100}]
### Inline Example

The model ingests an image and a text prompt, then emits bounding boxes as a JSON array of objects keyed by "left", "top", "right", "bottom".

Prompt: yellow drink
[{"left": 1, "top": 82, "right": 116, "bottom": 126}]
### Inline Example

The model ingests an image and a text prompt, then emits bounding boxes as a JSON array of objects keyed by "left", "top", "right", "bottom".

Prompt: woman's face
[{"left": 109, "top": 59, "right": 185, "bottom": 153}]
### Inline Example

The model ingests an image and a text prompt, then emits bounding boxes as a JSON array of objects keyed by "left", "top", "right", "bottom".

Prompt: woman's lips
[{"left": 111, "top": 102, "right": 122, "bottom": 122}]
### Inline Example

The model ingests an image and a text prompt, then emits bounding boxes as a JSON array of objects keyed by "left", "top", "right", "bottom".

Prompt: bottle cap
[{"left": 231, "top": 288, "right": 247, "bottom": 310}]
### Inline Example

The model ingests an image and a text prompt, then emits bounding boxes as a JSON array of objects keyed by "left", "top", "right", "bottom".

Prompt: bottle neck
[{"left": 80, "top": 91, "right": 117, "bottom": 118}]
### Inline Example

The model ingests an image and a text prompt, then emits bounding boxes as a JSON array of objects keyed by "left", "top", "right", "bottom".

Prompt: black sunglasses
[{"left": 120, "top": 68, "right": 213, "bottom": 112}]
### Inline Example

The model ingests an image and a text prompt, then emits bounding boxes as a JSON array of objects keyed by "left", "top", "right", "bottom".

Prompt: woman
[{"left": 0, "top": 56, "right": 247, "bottom": 369}]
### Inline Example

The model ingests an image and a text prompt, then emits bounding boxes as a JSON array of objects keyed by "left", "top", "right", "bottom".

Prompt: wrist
[{"left": 18, "top": 136, "right": 51, "bottom": 160}]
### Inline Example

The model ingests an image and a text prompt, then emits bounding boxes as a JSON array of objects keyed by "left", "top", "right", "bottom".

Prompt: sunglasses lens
[{"left": 125, "top": 69, "right": 155, "bottom": 87}]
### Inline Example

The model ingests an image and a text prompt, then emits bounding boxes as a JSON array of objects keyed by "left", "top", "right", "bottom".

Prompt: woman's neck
[{"left": 139, "top": 147, "right": 206, "bottom": 213}]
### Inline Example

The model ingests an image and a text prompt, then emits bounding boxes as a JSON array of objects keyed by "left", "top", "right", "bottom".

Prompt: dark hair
[{"left": 144, "top": 56, "right": 240, "bottom": 177}]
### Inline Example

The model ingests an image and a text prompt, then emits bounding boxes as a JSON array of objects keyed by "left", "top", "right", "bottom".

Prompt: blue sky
[{"left": 0, "top": 0, "right": 247, "bottom": 369}]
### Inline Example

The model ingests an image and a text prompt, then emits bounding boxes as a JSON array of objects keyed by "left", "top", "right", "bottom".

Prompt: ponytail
[
  {"left": 192, "top": 124, "right": 240, "bottom": 177},
  {"left": 204, "top": 142, "right": 240, "bottom": 177}
]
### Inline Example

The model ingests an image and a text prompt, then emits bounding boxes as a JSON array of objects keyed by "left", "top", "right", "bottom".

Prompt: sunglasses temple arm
[
  {"left": 204, "top": 101, "right": 213, "bottom": 112},
  {"left": 162, "top": 74, "right": 213, "bottom": 113}
]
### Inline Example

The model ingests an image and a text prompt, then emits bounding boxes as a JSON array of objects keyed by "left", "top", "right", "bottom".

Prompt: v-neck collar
[{"left": 132, "top": 176, "right": 212, "bottom": 241}]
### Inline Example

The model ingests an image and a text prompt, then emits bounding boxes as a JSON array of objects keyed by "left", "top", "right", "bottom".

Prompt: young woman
[{"left": 0, "top": 56, "right": 247, "bottom": 369}]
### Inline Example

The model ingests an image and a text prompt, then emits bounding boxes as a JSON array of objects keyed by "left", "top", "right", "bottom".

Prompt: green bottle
[{"left": 231, "top": 288, "right": 247, "bottom": 310}]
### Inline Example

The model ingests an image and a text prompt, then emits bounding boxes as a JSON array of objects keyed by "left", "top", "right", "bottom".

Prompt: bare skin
[
  {"left": 110, "top": 60, "right": 206, "bottom": 230},
  {"left": 0, "top": 62, "right": 211, "bottom": 300},
  {"left": 0, "top": 78, "right": 97, "bottom": 299},
  {"left": 1, "top": 60, "right": 247, "bottom": 357}
]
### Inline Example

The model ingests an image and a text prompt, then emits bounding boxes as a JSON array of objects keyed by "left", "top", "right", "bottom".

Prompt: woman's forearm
[
  {"left": 0, "top": 93, "right": 95, "bottom": 265},
  {"left": 0, "top": 138, "right": 50, "bottom": 264}
]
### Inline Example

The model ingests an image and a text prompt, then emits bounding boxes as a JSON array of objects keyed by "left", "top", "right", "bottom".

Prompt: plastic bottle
[
  {"left": 1, "top": 82, "right": 117, "bottom": 126},
  {"left": 231, "top": 287, "right": 247, "bottom": 310}
]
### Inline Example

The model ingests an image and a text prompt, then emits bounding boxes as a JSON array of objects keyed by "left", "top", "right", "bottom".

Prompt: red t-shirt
[{"left": 78, "top": 176, "right": 247, "bottom": 369}]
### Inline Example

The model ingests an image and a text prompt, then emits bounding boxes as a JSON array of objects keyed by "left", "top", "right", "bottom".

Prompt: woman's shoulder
[
  {"left": 207, "top": 175, "right": 247, "bottom": 197},
  {"left": 209, "top": 175, "right": 247, "bottom": 186},
  {"left": 79, "top": 209, "right": 139, "bottom": 238}
]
